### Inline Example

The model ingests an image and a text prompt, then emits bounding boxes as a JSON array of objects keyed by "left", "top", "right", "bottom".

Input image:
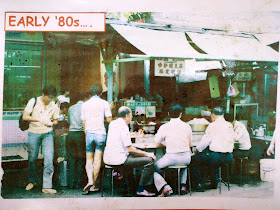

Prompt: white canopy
[
  {"left": 187, "top": 32, "right": 279, "bottom": 62},
  {"left": 112, "top": 24, "right": 279, "bottom": 62},
  {"left": 111, "top": 24, "right": 210, "bottom": 59}
]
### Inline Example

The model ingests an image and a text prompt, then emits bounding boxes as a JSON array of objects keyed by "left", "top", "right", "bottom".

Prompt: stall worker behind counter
[
  {"left": 190, "top": 106, "right": 235, "bottom": 190},
  {"left": 56, "top": 89, "right": 70, "bottom": 108},
  {"left": 224, "top": 114, "right": 251, "bottom": 159},
  {"left": 66, "top": 92, "right": 88, "bottom": 189}
]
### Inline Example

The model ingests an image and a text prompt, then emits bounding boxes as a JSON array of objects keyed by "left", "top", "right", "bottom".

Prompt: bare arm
[
  {"left": 106, "top": 116, "right": 112, "bottom": 123},
  {"left": 155, "top": 142, "right": 165, "bottom": 148},
  {"left": 56, "top": 98, "right": 60, "bottom": 107},
  {"left": 82, "top": 120, "right": 86, "bottom": 133},
  {"left": 126, "top": 145, "right": 156, "bottom": 160},
  {"left": 267, "top": 134, "right": 276, "bottom": 156},
  {"left": 22, "top": 111, "right": 40, "bottom": 122},
  {"left": 52, "top": 119, "right": 58, "bottom": 126}
]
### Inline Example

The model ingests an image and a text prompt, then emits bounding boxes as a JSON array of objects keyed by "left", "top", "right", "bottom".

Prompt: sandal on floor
[
  {"left": 90, "top": 185, "right": 100, "bottom": 192},
  {"left": 83, "top": 183, "right": 93, "bottom": 195},
  {"left": 158, "top": 185, "right": 173, "bottom": 197}
]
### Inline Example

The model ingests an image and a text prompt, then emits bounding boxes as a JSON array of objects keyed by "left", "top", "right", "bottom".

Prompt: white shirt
[
  {"left": 155, "top": 118, "right": 192, "bottom": 153},
  {"left": 234, "top": 121, "right": 251, "bottom": 150},
  {"left": 57, "top": 95, "right": 70, "bottom": 105},
  {"left": 103, "top": 118, "right": 132, "bottom": 165},
  {"left": 25, "top": 97, "right": 59, "bottom": 134},
  {"left": 197, "top": 116, "right": 235, "bottom": 153},
  {"left": 81, "top": 96, "right": 112, "bottom": 135}
]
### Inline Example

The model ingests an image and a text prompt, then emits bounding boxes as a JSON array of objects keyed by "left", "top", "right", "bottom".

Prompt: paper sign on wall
[{"left": 155, "top": 58, "right": 185, "bottom": 77}]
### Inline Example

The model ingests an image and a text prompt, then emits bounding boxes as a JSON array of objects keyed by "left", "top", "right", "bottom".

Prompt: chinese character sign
[{"left": 155, "top": 58, "right": 185, "bottom": 77}]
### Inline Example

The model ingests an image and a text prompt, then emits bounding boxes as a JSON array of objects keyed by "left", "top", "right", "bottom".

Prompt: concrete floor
[{"left": 1, "top": 162, "right": 274, "bottom": 200}]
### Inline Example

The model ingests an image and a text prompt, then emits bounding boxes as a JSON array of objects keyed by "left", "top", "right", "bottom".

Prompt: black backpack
[{"left": 19, "top": 97, "right": 37, "bottom": 131}]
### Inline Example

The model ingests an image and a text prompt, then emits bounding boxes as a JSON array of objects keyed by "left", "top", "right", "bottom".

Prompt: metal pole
[
  {"left": 106, "top": 63, "right": 114, "bottom": 103},
  {"left": 144, "top": 60, "right": 150, "bottom": 97}
]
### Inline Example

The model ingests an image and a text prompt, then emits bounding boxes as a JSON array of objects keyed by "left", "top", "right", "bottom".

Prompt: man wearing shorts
[{"left": 81, "top": 85, "right": 112, "bottom": 194}]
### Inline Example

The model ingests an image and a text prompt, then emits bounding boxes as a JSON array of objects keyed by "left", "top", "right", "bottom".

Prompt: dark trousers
[
  {"left": 123, "top": 155, "right": 154, "bottom": 187},
  {"left": 190, "top": 151, "right": 233, "bottom": 187},
  {"left": 66, "top": 131, "right": 85, "bottom": 188},
  {"left": 233, "top": 149, "right": 250, "bottom": 159}
]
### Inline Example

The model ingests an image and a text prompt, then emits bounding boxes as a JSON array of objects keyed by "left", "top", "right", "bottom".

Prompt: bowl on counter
[{"left": 189, "top": 124, "right": 208, "bottom": 132}]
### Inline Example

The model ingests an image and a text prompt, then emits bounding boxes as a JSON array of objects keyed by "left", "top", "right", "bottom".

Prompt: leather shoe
[{"left": 136, "top": 189, "right": 155, "bottom": 196}]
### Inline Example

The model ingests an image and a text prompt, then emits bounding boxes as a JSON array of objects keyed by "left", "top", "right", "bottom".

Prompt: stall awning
[
  {"left": 111, "top": 24, "right": 279, "bottom": 62},
  {"left": 111, "top": 24, "right": 210, "bottom": 59},
  {"left": 187, "top": 32, "right": 279, "bottom": 62}
]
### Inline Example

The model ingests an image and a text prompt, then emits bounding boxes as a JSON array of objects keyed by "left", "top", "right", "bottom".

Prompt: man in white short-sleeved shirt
[
  {"left": 224, "top": 114, "right": 251, "bottom": 159},
  {"left": 153, "top": 104, "right": 192, "bottom": 196},
  {"left": 81, "top": 85, "right": 112, "bottom": 194},
  {"left": 104, "top": 106, "right": 156, "bottom": 196},
  {"left": 191, "top": 107, "right": 235, "bottom": 190}
]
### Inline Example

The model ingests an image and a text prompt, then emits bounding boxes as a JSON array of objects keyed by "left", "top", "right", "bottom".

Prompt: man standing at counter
[
  {"left": 81, "top": 85, "right": 112, "bottom": 194},
  {"left": 23, "top": 85, "right": 59, "bottom": 194},
  {"left": 153, "top": 104, "right": 192, "bottom": 196},
  {"left": 191, "top": 106, "right": 235, "bottom": 190},
  {"left": 66, "top": 92, "right": 87, "bottom": 189},
  {"left": 103, "top": 106, "right": 156, "bottom": 196}
]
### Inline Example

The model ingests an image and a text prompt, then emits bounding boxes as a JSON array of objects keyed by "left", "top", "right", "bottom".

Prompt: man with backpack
[{"left": 22, "top": 85, "right": 59, "bottom": 194}]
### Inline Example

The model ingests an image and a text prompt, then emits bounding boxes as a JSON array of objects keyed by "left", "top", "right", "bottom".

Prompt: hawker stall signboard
[
  {"left": 232, "top": 72, "right": 252, "bottom": 81},
  {"left": 155, "top": 58, "right": 185, "bottom": 77}
]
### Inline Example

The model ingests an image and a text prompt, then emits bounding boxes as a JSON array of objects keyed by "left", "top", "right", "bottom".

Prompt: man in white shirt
[
  {"left": 224, "top": 114, "right": 251, "bottom": 159},
  {"left": 23, "top": 85, "right": 59, "bottom": 194},
  {"left": 153, "top": 104, "right": 192, "bottom": 196},
  {"left": 191, "top": 107, "right": 235, "bottom": 190},
  {"left": 103, "top": 106, "right": 156, "bottom": 196},
  {"left": 81, "top": 85, "right": 112, "bottom": 194}
]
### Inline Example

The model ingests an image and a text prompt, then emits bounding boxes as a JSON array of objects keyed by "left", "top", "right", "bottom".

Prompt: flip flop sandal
[
  {"left": 90, "top": 186, "right": 100, "bottom": 192},
  {"left": 83, "top": 184, "right": 93, "bottom": 195}
]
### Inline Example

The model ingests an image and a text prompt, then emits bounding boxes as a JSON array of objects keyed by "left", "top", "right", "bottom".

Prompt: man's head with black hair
[
  {"left": 211, "top": 106, "right": 224, "bottom": 122},
  {"left": 89, "top": 85, "right": 101, "bottom": 96},
  {"left": 168, "top": 104, "right": 183, "bottom": 118},
  {"left": 42, "top": 85, "right": 57, "bottom": 105},
  {"left": 43, "top": 85, "right": 57, "bottom": 97}
]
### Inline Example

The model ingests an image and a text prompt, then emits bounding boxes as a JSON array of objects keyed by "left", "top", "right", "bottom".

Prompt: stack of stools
[{"left": 164, "top": 165, "right": 192, "bottom": 196}]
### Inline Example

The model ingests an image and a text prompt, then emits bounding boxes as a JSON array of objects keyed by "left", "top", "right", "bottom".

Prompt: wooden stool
[{"left": 164, "top": 165, "right": 191, "bottom": 196}]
